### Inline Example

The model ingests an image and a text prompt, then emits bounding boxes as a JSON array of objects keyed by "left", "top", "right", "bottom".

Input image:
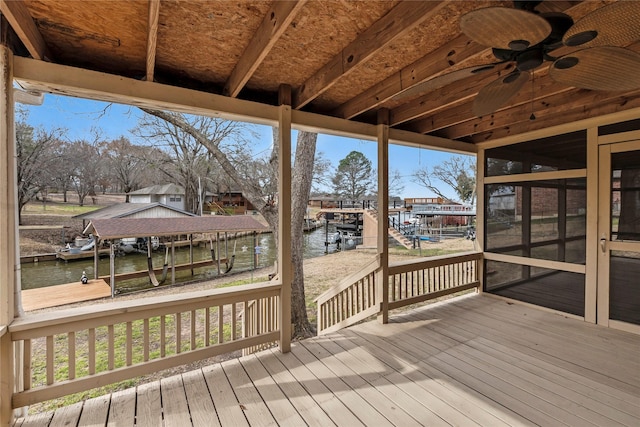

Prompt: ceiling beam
[
  {"left": 145, "top": 0, "right": 160, "bottom": 82},
  {"left": 389, "top": 63, "right": 513, "bottom": 126},
  {"left": 427, "top": 40, "right": 640, "bottom": 138},
  {"left": 334, "top": 34, "right": 486, "bottom": 119},
  {"left": 292, "top": 0, "right": 446, "bottom": 109},
  {"left": 0, "top": 0, "right": 51, "bottom": 60},
  {"left": 470, "top": 90, "right": 640, "bottom": 143},
  {"left": 334, "top": 1, "right": 585, "bottom": 121},
  {"left": 224, "top": 0, "right": 306, "bottom": 97},
  {"left": 414, "top": 73, "right": 571, "bottom": 135}
]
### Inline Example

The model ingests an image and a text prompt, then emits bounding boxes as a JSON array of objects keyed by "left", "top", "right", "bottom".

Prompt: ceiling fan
[{"left": 398, "top": 1, "right": 640, "bottom": 118}]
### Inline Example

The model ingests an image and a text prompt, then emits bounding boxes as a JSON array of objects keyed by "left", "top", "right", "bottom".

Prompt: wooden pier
[{"left": 21, "top": 279, "right": 111, "bottom": 311}]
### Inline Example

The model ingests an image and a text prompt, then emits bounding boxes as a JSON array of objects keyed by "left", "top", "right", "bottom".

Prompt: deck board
[
  {"left": 22, "top": 279, "right": 111, "bottom": 311},
  {"left": 134, "top": 382, "right": 162, "bottom": 427},
  {"left": 14, "top": 293, "right": 640, "bottom": 427},
  {"left": 239, "top": 355, "right": 306, "bottom": 426},
  {"left": 202, "top": 363, "right": 249, "bottom": 427},
  {"left": 106, "top": 387, "right": 136, "bottom": 427},
  {"left": 160, "top": 375, "right": 191, "bottom": 427},
  {"left": 48, "top": 401, "right": 82, "bottom": 427},
  {"left": 181, "top": 369, "right": 220, "bottom": 427},
  {"left": 78, "top": 394, "right": 110, "bottom": 426}
]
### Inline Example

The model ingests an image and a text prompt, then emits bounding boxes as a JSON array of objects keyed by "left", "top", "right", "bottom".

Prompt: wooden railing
[
  {"left": 8, "top": 282, "right": 281, "bottom": 408},
  {"left": 316, "top": 252, "right": 482, "bottom": 335},
  {"left": 316, "top": 257, "right": 379, "bottom": 335},
  {"left": 242, "top": 296, "right": 280, "bottom": 356},
  {"left": 388, "top": 251, "right": 481, "bottom": 310}
]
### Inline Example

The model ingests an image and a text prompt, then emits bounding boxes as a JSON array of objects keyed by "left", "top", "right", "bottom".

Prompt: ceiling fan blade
[
  {"left": 549, "top": 46, "right": 640, "bottom": 91},
  {"left": 473, "top": 71, "right": 529, "bottom": 117},
  {"left": 391, "top": 64, "right": 498, "bottom": 101},
  {"left": 460, "top": 7, "right": 551, "bottom": 51},
  {"left": 563, "top": 2, "right": 640, "bottom": 48}
]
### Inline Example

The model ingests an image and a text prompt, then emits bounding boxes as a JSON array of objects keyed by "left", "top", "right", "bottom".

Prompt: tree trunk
[{"left": 289, "top": 131, "right": 317, "bottom": 337}]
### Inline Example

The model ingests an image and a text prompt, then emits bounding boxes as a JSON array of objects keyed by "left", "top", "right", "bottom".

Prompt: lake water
[{"left": 21, "top": 223, "right": 348, "bottom": 293}]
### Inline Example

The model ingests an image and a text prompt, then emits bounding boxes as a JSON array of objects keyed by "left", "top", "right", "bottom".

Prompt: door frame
[{"left": 597, "top": 137, "right": 640, "bottom": 334}]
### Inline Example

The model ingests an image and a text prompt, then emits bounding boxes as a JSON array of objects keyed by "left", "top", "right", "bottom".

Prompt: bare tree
[
  {"left": 66, "top": 140, "right": 103, "bottom": 206},
  {"left": 134, "top": 114, "right": 250, "bottom": 214},
  {"left": 412, "top": 155, "right": 476, "bottom": 205},
  {"left": 103, "top": 137, "right": 150, "bottom": 201},
  {"left": 15, "top": 110, "right": 66, "bottom": 223},
  {"left": 139, "top": 108, "right": 317, "bottom": 337}
]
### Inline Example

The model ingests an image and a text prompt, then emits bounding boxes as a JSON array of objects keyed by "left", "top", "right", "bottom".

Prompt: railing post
[
  {"left": 0, "top": 44, "right": 19, "bottom": 424},
  {"left": 376, "top": 109, "right": 389, "bottom": 324},
  {"left": 277, "top": 87, "right": 292, "bottom": 352}
]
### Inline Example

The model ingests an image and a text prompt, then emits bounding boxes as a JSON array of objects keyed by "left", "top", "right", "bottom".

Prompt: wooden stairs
[{"left": 365, "top": 210, "right": 413, "bottom": 249}]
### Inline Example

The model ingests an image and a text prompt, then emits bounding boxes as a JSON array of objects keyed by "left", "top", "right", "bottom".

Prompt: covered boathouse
[{"left": 1, "top": 1, "right": 639, "bottom": 425}]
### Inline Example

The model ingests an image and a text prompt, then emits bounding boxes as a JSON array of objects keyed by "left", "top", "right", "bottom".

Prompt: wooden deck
[
  {"left": 13, "top": 293, "right": 640, "bottom": 426},
  {"left": 21, "top": 279, "right": 111, "bottom": 311}
]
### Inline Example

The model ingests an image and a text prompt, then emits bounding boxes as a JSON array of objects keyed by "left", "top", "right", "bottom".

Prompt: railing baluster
[
  {"left": 218, "top": 305, "right": 224, "bottom": 344},
  {"left": 88, "top": 328, "right": 95, "bottom": 375},
  {"left": 176, "top": 313, "right": 182, "bottom": 354},
  {"left": 46, "top": 335, "right": 54, "bottom": 385},
  {"left": 108, "top": 325, "right": 114, "bottom": 371},
  {"left": 160, "top": 315, "right": 166, "bottom": 358},
  {"left": 68, "top": 331, "right": 75, "bottom": 380},
  {"left": 126, "top": 322, "right": 132, "bottom": 366},
  {"left": 205, "top": 307, "right": 211, "bottom": 345},
  {"left": 231, "top": 304, "right": 237, "bottom": 341},
  {"left": 191, "top": 310, "right": 196, "bottom": 350},
  {"left": 23, "top": 339, "right": 31, "bottom": 391},
  {"left": 143, "top": 318, "right": 150, "bottom": 362}
]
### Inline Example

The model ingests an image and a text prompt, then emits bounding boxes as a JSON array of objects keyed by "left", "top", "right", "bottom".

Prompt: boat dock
[{"left": 21, "top": 279, "right": 112, "bottom": 311}]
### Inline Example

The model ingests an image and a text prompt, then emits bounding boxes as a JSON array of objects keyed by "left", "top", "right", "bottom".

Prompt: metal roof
[
  {"left": 86, "top": 216, "right": 268, "bottom": 240},
  {"left": 73, "top": 203, "right": 196, "bottom": 220}
]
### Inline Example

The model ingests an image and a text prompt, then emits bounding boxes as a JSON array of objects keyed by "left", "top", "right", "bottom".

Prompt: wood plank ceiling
[{"left": 1, "top": 0, "right": 639, "bottom": 145}]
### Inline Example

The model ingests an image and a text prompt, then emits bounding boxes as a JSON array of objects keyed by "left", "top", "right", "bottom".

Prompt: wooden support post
[
  {"left": 93, "top": 238, "right": 99, "bottom": 279},
  {"left": 216, "top": 232, "right": 221, "bottom": 275},
  {"left": 476, "top": 148, "right": 485, "bottom": 293},
  {"left": 253, "top": 231, "right": 258, "bottom": 270},
  {"left": 278, "top": 86, "right": 292, "bottom": 353},
  {"left": 110, "top": 244, "right": 116, "bottom": 297},
  {"left": 171, "top": 237, "right": 175, "bottom": 285},
  {"left": 0, "top": 44, "right": 17, "bottom": 426},
  {"left": 376, "top": 109, "right": 390, "bottom": 324},
  {"left": 189, "top": 234, "right": 194, "bottom": 276}
]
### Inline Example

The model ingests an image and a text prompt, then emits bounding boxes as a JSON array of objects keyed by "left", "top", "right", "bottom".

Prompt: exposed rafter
[
  {"left": 0, "top": 0, "right": 51, "bottom": 60},
  {"left": 292, "top": 1, "right": 446, "bottom": 109},
  {"left": 389, "top": 63, "right": 513, "bottom": 127},
  {"left": 334, "top": 35, "right": 487, "bottom": 120},
  {"left": 470, "top": 91, "right": 640, "bottom": 143},
  {"left": 224, "top": 1, "right": 306, "bottom": 97},
  {"left": 334, "top": 1, "right": 580, "bottom": 121},
  {"left": 145, "top": 0, "right": 160, "bottom": 82}
]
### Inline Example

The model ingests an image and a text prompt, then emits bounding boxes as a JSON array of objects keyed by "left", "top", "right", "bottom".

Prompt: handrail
[
  {"left": 317, "top": 251, "right": 483, "bottom": 335},
  {"left": 388, "top": 251, "right": 482, "bottom": 310},
  {"left": 315, "top": 256, "right": 379, "bottom": 303},
  {"left": 9, "top": 282, "right": 282, "bottom": 407},
  {"left": 316, "top": 257, "right": 380, "bottom": 335},
  {"left": 0, "top": 324, "right": 6, "bottom": 338}
]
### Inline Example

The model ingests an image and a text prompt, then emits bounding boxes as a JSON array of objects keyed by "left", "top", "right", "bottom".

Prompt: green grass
[{"left": 23, "top": 202, "right": 101, "bottom": 215}]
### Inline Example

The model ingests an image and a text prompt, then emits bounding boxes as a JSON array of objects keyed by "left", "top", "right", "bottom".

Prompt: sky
[{"left": 21, "top": 93, "right": 473, "bottom": 201}]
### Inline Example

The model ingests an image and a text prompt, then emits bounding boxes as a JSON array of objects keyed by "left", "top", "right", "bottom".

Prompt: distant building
[
  {"left": 407, "top": 197, "right": 474, "bottom": 226},
  {"left": 129, "top": 184, "right": 187, "bottom": 211},
  {"left": 73, "top": 202, "right": 196, "bottom": 228}
]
